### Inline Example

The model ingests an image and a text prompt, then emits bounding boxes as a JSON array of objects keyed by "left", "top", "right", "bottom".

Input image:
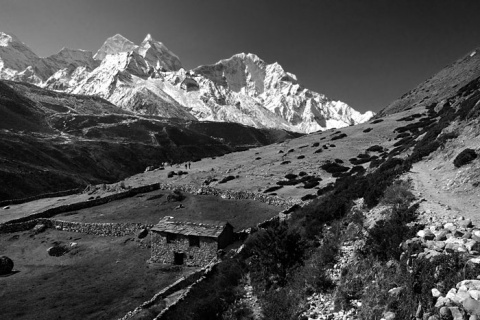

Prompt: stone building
[{"left": 150, "top": 217, "right": 234, "bottom": 266}]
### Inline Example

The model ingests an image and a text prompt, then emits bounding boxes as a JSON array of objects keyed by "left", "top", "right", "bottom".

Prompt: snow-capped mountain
[
  {"left": 0, "top": 32, "right": 98, "bottom": 85},
  {"left": 193, "top": 53, "right": 375, "bottom": 132},
  {"left": 0, "top": 31, "right": 374, "bottom": 132}
]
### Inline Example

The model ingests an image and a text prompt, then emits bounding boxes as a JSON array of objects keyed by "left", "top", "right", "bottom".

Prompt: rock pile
[
  {"left": 384, "top": 217, "right": 480, "bottom": 320},
  {"left": 401, "top": 218, "right": 480, "bottom": 264}
]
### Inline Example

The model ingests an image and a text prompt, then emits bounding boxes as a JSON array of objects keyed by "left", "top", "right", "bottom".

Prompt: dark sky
[{"left": 1, "top": 0, "right": 480, "bottom": 113}]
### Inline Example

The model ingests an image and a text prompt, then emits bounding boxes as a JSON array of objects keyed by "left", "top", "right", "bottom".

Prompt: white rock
[
  {"left": 432, "top": 288, "right": 442, "bottom": 298},
  {"left": 470, "top": 290, "right": 480, "bottom": 300},
  {"left": 446, "top": 288, "right": 457, "bottom": 300}
]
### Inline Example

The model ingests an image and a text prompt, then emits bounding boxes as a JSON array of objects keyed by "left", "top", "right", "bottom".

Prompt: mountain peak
[
  {"left": 0, "top": 32, "right": 25, "bottom": 47},
  {"left": 93, "top": 34, "right": 137, "bottom": 61},
  {"left": 136, "top": 34, "right": 182, "bottom": 71},
  {"left": 143, "top": 33, "right": 154, "bottom": 42}
]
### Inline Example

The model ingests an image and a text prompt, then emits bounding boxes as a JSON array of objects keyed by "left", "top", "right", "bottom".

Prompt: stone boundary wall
[
  {"left": 0, "top": 188, "right": 82, "bottom": 207},
  {"left": 0, "top": 218, "right": 152, "bottom": 236},
  {"left": 118, "top": 261, "right": 220, "bottom": 320},
  {"left": 156, "top": 183, "right": 302, "bottom": 209},
  {"left": 2, "top": 183, "right": 161, "bottom": 225},
  {"left": 50, "top": 220, "right": 152, "bottom": 237}
]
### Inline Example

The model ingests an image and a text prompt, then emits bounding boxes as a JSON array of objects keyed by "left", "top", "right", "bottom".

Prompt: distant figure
[
  {"left": 188, "top": 162, "right": 191, "bottom": 169},
  {"left": 185, "top": 164, "right": 188, "bottom": 170}
]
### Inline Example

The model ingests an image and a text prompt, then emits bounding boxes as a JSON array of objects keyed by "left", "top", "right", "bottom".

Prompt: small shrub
[
  {"left": 331, "top": 133, "right": 348, "bottom": 141},
  {"left": 301, "top": 194, "right": 317, "bottom": 201},
  {"left": 314, "top": 148, "right": 323, "bottom": 154},
  {"left": 363, "top": 128, "right": 373, "bottom": 133},
  {"left": 297, "top": 155, "right": 305, "bottom": 159},
  {"left": 366, "top": 145, "right": 383, "bottom": 152},
  {"left": 316, "top": 183, "right": 335, "bottom": 196},
  {"left": 371, "top": 119, "right": 384, "bottom": 124},
  {"left": 312, "top": 142, "right": 320, "bottom": 147},
  {"left": 362, "top": 204, "right": 419, "bottom": 261},
  {"left": 261, "top": 288, "right": 301, "bottom": 320},
  {"left": 285, "top": 173, "right": 298, "bottom": 180},
  {"left": 245, "top": 221, "right": 306, "bottom": 291},
  {"left": 350, "top": 166, "right": 366, "bottom": 174},
  {"left": 381, "top": 179, "right": 415, "bottom": 207},
  {"left": 280, "top": 161, "right": 291, "bottom": 165},
  {"left": 219, "top": 176, "right": 235, "bottom": 184},
  {"left": 264, "top": 186, "right": 283, "bottom": 193},
  {"left": 303, "top": 180, "right": 319, "bottom": 189},
  {"left": 276, "top": 180, "right": 298, "bottom": 186},
  {"left": 167, "top": 189, "right": 185, "bottom": 202},
  {"left": 334, "top": 158, "right": 344, "bottom": 164},
  {"left": 350, "top": 158, "right": 371, "bottom": 165},
  {"left": 321, "top": 162, "right": 349, "bottom": 173},
  {"left": 395, "top": 132, "right": 410, "bottom": 139},
  {"left": 453, "top": 148, "right": 477, "bottom": 167},
  {"left": 393, "top": 136, "right": 414, "bottom": 147}
]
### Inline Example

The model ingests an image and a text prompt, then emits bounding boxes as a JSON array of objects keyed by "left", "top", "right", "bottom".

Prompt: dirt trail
[{"left": 406, "top": 160, "right": 480, "bottom": 224}]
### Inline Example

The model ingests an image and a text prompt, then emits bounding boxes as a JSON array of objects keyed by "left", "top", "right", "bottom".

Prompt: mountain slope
[
  {"left": 0, "top": 80, "right": 301, "bottom": 200},
  {"left": 380, "top": 48, "right": 480, "bottom": 116}
]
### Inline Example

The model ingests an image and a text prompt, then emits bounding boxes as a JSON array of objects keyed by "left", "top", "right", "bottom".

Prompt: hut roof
[{"left": 151, "top": 217, "right": 232, "bottom": 238}]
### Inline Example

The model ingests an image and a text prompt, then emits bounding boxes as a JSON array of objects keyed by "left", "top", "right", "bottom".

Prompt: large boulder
[
  {"left": 0, "top": 256, "right": 14, "bottom": 275},
  {"left": 47, "top": 244, "right": 69, "bottom": 257},
  {"left": 33, "top": 223, "right": 47, "bottom": 234},
  {"left": 137, "top": 228, "right": 148, "bottom": 239}
]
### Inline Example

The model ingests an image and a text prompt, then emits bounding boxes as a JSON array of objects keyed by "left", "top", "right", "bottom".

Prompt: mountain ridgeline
[{"left": 0, "top": 32, "right": 374, "bottom": 133}]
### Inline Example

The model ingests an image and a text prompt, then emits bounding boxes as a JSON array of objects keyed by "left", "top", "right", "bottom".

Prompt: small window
[
  {"left": 166, "top": 233, "right": 176, "bottom": 243},
  {"left": 189, "top": 235, "right": 200, "bottom": 247}
]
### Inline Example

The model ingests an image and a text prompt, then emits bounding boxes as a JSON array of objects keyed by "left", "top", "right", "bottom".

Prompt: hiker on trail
[
  {"left": 188, "top": 162, "right": 191, "bottom": 169},
  {"left": 185, "top": 163, "right": 188, "bottom": 170}
]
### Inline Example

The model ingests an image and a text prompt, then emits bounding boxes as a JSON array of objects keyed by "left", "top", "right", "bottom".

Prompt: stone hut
[{"left": 150, "top": 217, "right": 234, "bottom": 266}]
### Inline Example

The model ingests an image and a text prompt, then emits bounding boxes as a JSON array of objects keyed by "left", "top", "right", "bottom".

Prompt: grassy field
[
  {"left": 56, "top": 189, "right": 280, "bottom": 231},
  {"left": 0, "top": 228, "right": 195, "bottom": 320}
]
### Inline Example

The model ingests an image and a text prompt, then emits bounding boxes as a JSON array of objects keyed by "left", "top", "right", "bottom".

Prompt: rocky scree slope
[{"left": 0, "top": 32, "right": 373, "bottom": 133}]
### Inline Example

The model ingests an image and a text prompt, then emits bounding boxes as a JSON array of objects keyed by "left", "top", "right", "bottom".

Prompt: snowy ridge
[{"left": 0, "top": 31, "right": 374, "bottom": 132}]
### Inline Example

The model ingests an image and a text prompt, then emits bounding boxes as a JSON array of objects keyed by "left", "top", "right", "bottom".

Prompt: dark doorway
[{"left": 174, "top": 252, "right": 184, "bottom": 265}]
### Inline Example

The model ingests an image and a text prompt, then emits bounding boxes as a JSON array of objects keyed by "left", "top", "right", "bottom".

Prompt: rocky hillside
[
  {"left": 0, "top": 32, "right": 374, "bottom": 133},
  {"left": 135, "top": 43, "right": 480, "bottom": 320},
  {"left": 380, "top": 48, "right": 480, "bottom": 116}
]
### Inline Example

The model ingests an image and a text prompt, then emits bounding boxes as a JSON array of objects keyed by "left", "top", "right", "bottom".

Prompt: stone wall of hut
[{"left": 150, "top": 232, "right": 218, "bottom": 267}]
